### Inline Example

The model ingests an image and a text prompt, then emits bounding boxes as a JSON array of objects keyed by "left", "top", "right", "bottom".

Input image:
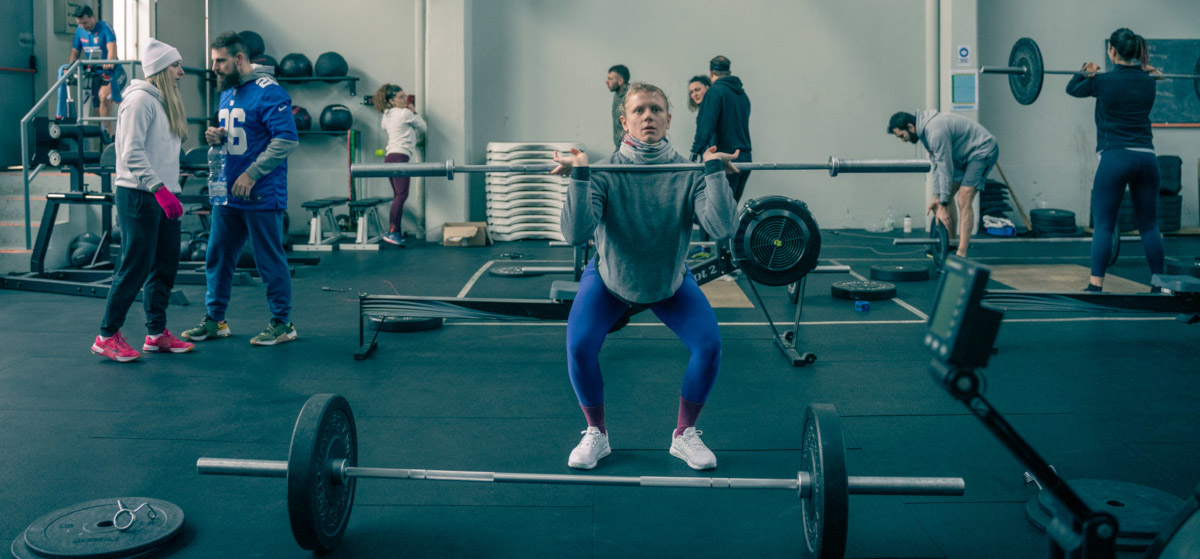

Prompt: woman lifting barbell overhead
[
  {"left": 551, "top": 82, "right": 739, "bottom": 471},
  {"left": 1066, "top": 28, "right": 1164, "bottom": 292}
]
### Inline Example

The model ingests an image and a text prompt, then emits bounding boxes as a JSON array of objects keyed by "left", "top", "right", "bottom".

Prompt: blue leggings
[
  {"left": 1090, "top": 150, "right": 1163, "bottom": 277},
  {"left": 566, "top": 261, "right": 721, "bottom": 407}
]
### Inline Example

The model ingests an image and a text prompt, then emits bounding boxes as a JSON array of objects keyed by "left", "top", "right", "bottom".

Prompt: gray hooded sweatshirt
[
  {"left": 915, "top": 110, "right": 998, "bottom": 203},
  {"left": 560, "top": 150, "right": 735, "bottom": 305},
  {"left": 114, "top": 79, "right": 181, "bottom": 193}
]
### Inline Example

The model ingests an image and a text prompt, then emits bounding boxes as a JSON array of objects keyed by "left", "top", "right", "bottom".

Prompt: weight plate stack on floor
[
  {"left": 1157, "top": 155, "right": 1182, "bottom": 195},
  {"left": 12, "top": 498, "right": 184, "bottom": 559},
  {"left": 978, "top": 181, "right": 1013, "bottom": 222},
  {"left": 1025, "top": 479, "right": 1184, "bottom": 551},
  {"left": 870, "top": 264, "right": 933, "bottom": 282},
  {"left": 1030, "top": 208, "right": 1077, "bottom": 237},
  {"left": 1158, "top": 194, "right": 1181, "bottom": 233},
  {"left": 1165, "top": 257, "right": 1200, "bottom": 278},
  {"left": 831, "top": 280, "right": 896, "bottom": 301}
]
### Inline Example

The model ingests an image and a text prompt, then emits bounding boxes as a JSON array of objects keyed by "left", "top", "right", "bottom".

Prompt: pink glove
[{"left": 153, "top": 186, "right": 183, "bottom": 219}]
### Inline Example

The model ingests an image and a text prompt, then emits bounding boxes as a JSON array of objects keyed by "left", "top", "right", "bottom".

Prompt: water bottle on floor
[{"left": 208, "top": 144, "right": 228, "bottom": 206}]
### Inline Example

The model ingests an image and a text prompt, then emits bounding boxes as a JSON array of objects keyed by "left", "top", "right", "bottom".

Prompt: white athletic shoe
[
  {"left": 670, "top": 427, "right": 717, "bottom": 470},
  {"left": 568, "top": 426, "right": 610, "bottom": 470}
]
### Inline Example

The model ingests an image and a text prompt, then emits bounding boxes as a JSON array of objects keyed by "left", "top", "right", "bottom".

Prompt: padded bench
[
  {"left": 342, "top": 197, "right": 392, "bottom": 251},
  {"left": 295, "top": 197, "right": 349, "bottom": 251},
  {"left": 550, "top": 280, "right": 579, "bottom": 302}
]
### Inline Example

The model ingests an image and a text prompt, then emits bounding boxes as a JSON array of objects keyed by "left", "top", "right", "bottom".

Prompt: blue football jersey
[
  {"left": 73, "top": 21, "right": 116, "bottom": 60},
  {"left": 216, "top": 74, "right": 298, "bottom": 210}
]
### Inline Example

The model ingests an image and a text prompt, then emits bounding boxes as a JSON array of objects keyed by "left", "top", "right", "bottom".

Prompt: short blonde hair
[{"left": 619, "top": 82, "right": 672, "bottom": 118}]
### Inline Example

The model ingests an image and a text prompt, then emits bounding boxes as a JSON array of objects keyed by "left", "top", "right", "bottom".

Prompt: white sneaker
[
  {"left": 568, "top": 426, "right": 610, "bottom": 470},
  {"left": 670, "top": 427, "right": 717, "bottom": 470}
]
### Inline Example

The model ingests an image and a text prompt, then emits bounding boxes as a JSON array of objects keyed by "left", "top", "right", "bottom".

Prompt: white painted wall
[
  {"left": 209, "top": 0, "right": 422, "bottom": 236},
  {"left": 978, "top": 0, "right": 1200, "bottom": 229},
  {"left": 470, "top": 0, "right": 930, "bottom": 228}
]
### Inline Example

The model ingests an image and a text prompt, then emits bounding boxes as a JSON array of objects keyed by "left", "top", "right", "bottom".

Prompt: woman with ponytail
[
  {"left": 1067, "top": 28, "right": 1164, "bottom": 292},
  {"left": 372, "top": 84, "right": 427, "bottom": 246},
  {"left": 92, "top": 39, "right": 193, "bottom": 362}
]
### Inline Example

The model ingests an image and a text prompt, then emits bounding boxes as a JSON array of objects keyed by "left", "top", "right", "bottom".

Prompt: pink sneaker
[
  {"left": 92, "top": 332, "right": 141, "bottom": 362},
  {"left": 142, "top": 329, "right": 195, "bottom": 354}
]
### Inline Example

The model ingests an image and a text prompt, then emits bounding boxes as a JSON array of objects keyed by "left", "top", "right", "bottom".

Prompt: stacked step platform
[{"left": 485, "top": 142, "right": 583, "bottom": 242}]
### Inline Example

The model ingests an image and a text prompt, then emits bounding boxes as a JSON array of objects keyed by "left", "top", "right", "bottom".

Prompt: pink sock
[
  {"left": 674, "top": 397, "right": 704, "bottom": 438},
  {"left": 580, "top": 403, "right": 606, "bottom": 434}
]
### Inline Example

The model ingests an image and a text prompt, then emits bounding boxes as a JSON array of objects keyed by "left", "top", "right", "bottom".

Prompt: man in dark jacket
[{"left": 690, "top": 56, "right": 752, "bottom": 201}]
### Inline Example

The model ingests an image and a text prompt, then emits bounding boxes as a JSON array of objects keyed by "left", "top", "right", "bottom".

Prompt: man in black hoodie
[{"left": 690, "top": 56, "right": 752, "bottom": 202}]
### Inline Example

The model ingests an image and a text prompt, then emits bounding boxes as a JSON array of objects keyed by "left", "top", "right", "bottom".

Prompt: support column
[{"left": 423, "top": 0, "right": 472, "bottom": 241}]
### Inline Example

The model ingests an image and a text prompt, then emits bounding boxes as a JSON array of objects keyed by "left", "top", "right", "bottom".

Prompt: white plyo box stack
[{"left": 484, "top": 142, "right": 583, "bottom": 242}]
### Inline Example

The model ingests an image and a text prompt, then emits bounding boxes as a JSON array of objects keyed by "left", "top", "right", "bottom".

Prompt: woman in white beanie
[{"left": 92, "top": 38, "right": 194, "bottom": 362}]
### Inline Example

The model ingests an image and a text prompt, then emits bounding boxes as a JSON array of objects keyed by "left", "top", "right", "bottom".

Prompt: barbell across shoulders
[
  {"left": 350, "top": 158, "right": 931, "bottom": 180},
  {"left": 982, "top": 66, "right": 1200, "bottom": 80},
  {"left": 198, "top": 457, "right": 963, "bottom": 496}
]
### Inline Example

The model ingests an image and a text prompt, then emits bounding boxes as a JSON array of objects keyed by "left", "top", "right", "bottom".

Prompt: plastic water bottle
[
  {"left": 207, "top": 144, "right": 228, "bottom": 206},
  {"left": 904, "top": 214, "right": 913, "bottom": 234},
  {"left": 883, "top": 209, "right": 896, "bottom": 232}
]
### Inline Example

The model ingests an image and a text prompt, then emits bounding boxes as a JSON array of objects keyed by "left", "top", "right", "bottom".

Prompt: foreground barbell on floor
[
  {"left": 351, "top": 156, "right": 932, "bottom": 180},
  {"left": 196, "top": 394, "right": 965, "bottom": 557},
  {"left": 981, "top": 37, "right": 1200, "bottom": 105}
]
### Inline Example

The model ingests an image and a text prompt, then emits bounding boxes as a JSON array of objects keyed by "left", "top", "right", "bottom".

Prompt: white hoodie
[{"left": 114, "top": 79, "right": 181, "bottom": 193}]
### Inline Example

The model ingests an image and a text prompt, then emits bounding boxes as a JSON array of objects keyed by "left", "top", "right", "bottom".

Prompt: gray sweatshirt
[
  {"left": 560, "top": 154, "right": 736, "bottom": 304},
  {"left": 113, "top": 80, "right": 181, "bottom": 193},
  {"left": 915, "top": 110, "right": 998, "bottom": 203}
]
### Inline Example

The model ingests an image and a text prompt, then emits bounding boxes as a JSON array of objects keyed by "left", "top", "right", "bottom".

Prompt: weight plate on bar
[
  {"left": 870, "top": 264, "right": 933, "bottom": 282},
  {"left": 802, "top": 404, "right": 848, "bottom": 559},
  {"left": 22, "top": 497, "right": 184, "bottom": 558},
  {"left": 831, "top": 280, "right": 897, "bottom": 301},
  {"left": 1108, "top": 227, "right": 1121, "bottom": 267},
  {"left": 928, "top": 220, "right": 950, "bottom": 269},
  {"left": 288, "top": 394, "right": 357, "bottom": 552},
  {"left": 368, "top": 316, "right": 445, "bottom": 333},
  {"left": 1008, "top": 37, "right": 1044, "bottom": 105},
  {"left": 732, "top": 196, "right": 822, "bottom": 286}
]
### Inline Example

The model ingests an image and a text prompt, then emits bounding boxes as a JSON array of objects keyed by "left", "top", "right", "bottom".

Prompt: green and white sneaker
[
  {"left": 181, "top": 316, "right": 231, "bottom": 341},
  {"left": 250, "top": 318, "right": 297, "bottom": 346}
]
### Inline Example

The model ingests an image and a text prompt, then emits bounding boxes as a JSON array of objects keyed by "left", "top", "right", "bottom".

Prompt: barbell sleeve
[{"left": 198, "top": 457, "right": 964, "bottom": 497}]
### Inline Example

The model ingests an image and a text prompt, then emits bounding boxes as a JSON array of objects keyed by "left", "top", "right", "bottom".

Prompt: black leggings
[{"left": 1090, "top": 149, "right": 1163, "bottom": 277}]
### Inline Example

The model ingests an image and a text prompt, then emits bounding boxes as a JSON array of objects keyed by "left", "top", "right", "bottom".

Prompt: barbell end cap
[
  {"left": 445, "top": 159, "right": 455, "bottom": 180},
  {"left": 828, "top": 156, "right": 840, "bottom": 177}
]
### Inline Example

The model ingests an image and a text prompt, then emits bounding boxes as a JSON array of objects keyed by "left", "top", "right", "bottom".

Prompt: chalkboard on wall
[{"left": 1104, "top": 39, "right": 1200, "bottom": 126}]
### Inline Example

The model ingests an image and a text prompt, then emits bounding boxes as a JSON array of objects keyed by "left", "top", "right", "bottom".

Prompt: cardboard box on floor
[{"left": 442, "top": 222, "right": 492, "bottom": 246}]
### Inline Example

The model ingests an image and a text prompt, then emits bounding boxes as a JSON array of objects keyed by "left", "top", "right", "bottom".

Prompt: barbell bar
[
  {"left": 350, "top": 156, "right": 932, "bottom": 180},
  {"left": 980, "top": 37, "right": 1200, "bottom": 105},
  {"left": 195, "top": 394, "right": 966, "bottom": 557}
]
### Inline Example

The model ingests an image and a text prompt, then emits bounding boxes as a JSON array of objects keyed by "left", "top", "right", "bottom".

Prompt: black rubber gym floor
[{"left": 1, "top": 229, "right": 1198, "bottom": 558}]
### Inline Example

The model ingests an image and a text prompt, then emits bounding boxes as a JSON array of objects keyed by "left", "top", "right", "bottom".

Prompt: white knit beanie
[{"left": 142, "top": 39, "right": 182, "bottom": 78}]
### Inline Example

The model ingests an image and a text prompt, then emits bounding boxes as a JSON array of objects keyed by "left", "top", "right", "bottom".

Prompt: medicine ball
[
  {"left": 293, "top": 106, "right": 312, "bottom": 131},
  {"left": 314, "top": 52, "right": 348, "bottom": 82},
  {"left": 71, "top": 243, "right": 99, "bottom": 268},
  {"left": 70, "top": 233, "right": 101, "bottom": 254},
  {"left": 239, "top": 31, "right": 265, "bottom": 59},
  {"left": 251, "top": 54, "right": 278, "bottom": 69},
  {"left": 179, "top": 239, "right": 192, "bottom": 262},
  {"left": 110, "top": 228, "right": 121, "bottom": 245},
  {"left": 319, "top": 104, "right": 353, "bottom": 131},
  {"left": 277, "top": 53, "right": 313, "bottom": 78}
]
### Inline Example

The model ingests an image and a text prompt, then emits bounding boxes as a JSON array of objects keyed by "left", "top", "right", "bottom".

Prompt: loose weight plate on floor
[
  {"left": 368, "top": 316, "right": 444, "bottom": 333},
  {"left": 870, "top": 264, "right": 932, "bottom": 282},
  {"left": 20, "top": 497, "right": 184, "bottom": 558},
  {"left": 1166, "top": 257, "right": 1200, "bottom": 278},
  {"left": 288, "top": 394, "right": 358, "bottom": 552},
  {"left": 831, "top": 280, "right": 897, "bottom": 301},
  {"left": 1025, "top": 479, "right": 1185, "bottom": 551}
]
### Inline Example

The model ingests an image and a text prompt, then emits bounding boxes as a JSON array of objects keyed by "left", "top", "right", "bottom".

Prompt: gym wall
[
  {"left": 210, "top": 0, "right": 422, "bottom": 237},
  {"left": 469, "top": 0, "right": 929, "bottom": 229},
  {"left": 979, "top": 0, "right": 1200, "bottom": 230}
]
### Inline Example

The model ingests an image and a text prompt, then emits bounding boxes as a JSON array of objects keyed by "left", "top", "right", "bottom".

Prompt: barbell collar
[{"left": 198, "top": 457, "right": 963, "bottom": 497}]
